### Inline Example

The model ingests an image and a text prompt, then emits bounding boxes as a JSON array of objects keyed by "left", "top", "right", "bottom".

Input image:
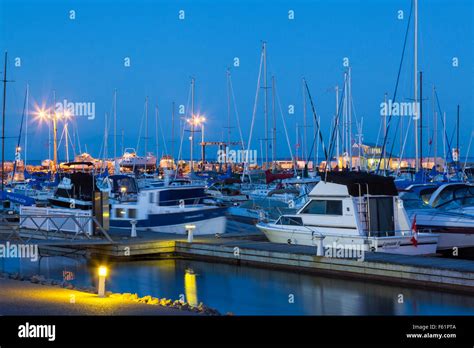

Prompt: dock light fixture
[
  {"left": 185, "top": 224, "right": 196, "bottom": 243},
  {"left": 98, "top": 266, "right": 108, "bottom": 297}
]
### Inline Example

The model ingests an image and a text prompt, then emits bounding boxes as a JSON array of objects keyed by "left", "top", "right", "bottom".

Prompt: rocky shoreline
[{"left": 0, "top": 271, "right": 221, "bottom": 316}]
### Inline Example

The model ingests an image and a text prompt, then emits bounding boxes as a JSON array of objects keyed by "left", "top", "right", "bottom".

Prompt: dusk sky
[{"left": 0, "top": 0, "right": 472, "bottom": 162}]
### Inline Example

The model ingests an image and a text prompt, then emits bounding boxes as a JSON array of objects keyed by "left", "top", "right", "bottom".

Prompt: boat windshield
[
  {"left": 432, "top": 185, "right": 474, "bottom": 210},
  {"left": 399, "top": 192, "right": 433, "bottom": 210}
]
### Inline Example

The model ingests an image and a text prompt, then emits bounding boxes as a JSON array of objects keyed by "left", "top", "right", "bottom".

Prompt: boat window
[
  {"left": 115, "top": 208, "right": 126, "bottom": 218},
  {"left": 432, "top": 186, "right": 474, "bottom": 208},
  {"left": 301, "top": 200, "right": 342, "bottom": 215},
  {"left": 149, "top": 192, "right": 154, "bottom": 203},
  {"left": 419, "top": 188, "right": 437, "bottom": 204},
  {"left": 128, "top": 209, "right": 137, "bottom": 219},
  {"left": 399, "top": 192, "right": 432, "bottom": 210},
  {"left": 278, "top": 216, "right": 303, "bottom": 226}
]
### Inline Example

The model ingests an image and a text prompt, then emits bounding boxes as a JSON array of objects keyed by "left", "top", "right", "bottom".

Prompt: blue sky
[{"left": 0, "top": 0, "right": 472, "bottom": 162}]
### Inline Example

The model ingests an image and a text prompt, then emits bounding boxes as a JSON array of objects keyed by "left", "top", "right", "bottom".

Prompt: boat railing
[
  {"left": 0, "top": 212, "right": 113, "bottom": 243},
  {"left": 157, "top": 195, "right": 212, "bottom": 207},
  {"left": 273, "top": 214, "right": 325, "bottom": 241}
]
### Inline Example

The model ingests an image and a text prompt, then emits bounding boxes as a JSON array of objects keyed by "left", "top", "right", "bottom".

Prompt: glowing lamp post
[
  {"left": 35, "top": 106, "right": 63, "bottom": 172},
  {"left": 98, "top": 266, "right": 108, "bottom": 297},
  {"left": 187, "top": 114, "right": 205, "bottom": 172}
]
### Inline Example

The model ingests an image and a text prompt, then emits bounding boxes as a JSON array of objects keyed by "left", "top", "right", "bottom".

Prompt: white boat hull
[
  {"left": 257, "top": 223, "right": 439, "bottom": 256},
  {"left": 144, "top": 216, "right": 227, "bottom": 235}
]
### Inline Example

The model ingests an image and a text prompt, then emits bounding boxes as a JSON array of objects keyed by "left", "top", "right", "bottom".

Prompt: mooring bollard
[
  {"left": 185, "top": 224, "right": 196, "bottom": 243},
  {"left": 130, "top": 219, "right": 137, "bottom": 238},
  {"left": 98, "top": 266, "right": 107, "bottom": 298},
  {"left": 316, "top": 237, "right": 324, "bottom": 256}
]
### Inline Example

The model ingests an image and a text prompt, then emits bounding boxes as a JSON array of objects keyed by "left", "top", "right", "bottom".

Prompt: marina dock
[{"left": 26, "top": 223, "right": 474, "bottom": 294}]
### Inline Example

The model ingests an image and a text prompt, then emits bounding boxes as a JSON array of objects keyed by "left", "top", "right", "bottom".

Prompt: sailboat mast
[
  {"left": 443, "top": 112, "right": 446, "bottom": 171},
  {"left": 104, "top": 112, "right": 108, "bottom": 162},
  {"left": 457, "top": 104, "right": 460, "bottom": 167},
  {"left": 348, "top": 66, "right": 352, "bottom": 170},
  {"left": 121, "top": 129, "right": 124, "bottom": 155},
  {"left": 419, "top": 71, "right": 423, "bottom": 170},
  {"left": 171, "top": 101, "right": 175, "bottom": 159},
  {"left": 383, "top": 93, "right": 387, "bottom": 171},
  {"left": 271, "top": 75, "right": 276, "bottom": 169},
  {"left": 155, "top": 105, "right": 159, "bottom": 168},
  {"left": 343, "top": 72, "right": 348, "bottom": 168},
  {"left": 226, "top": 69, "right": 231, "bottom": 148},
  {"left": 145, "top": 96, "right": 148, "bottom": 173},
  {"left": 302, "top": 78, "right": 308, "bottom": 163},
  {"left": 302, "top": 79, "right": 307, "bottom": 164},
  {"left": 25, "top": 83, "right": 29, "bottom": 166},
  {"left": 414, "top": 0, "right": 419, "bottom": 171},
  {"left": 114, "top": 89, "right": 117, "bottom": 159},
  {"left": 263, "top": 41, "right": 268, "bottom": 168},
  {"left": 1, "top": 52, "right": 6, "bottom": 192},
  {"left": 335, "top": 85, "right": 340, "bottom": 169},
  {"left": 433, "top": 85, "right": 437, "bottom": 168},
  {"left": 190, "top": 78, "right": 195, "bottom": 172}
]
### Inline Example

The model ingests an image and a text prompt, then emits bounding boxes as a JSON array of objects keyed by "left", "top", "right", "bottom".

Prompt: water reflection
[
  {"left": 184, "top": 269, "right": 198, "bottom": 306},
  {"left": 2, "top": 257, "right": 474, "bottom": 315}
]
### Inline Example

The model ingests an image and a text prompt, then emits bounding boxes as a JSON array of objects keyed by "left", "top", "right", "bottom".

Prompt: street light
[
  {"left": 98, "top": 266, "right": 108, "bottom": 297},
  {"left": 187, "top": 114, "right": 206, "bottom": 172}
]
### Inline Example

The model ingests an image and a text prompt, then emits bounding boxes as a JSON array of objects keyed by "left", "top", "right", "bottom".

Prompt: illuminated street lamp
[
  {"left": 187, "top": 114, "right": 206, "bottom": 170},
  {"left": 98, "top": 265, "right": 108, "bottom": 297}
]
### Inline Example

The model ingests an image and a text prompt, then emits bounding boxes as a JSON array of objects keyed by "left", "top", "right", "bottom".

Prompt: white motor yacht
[{"left": 257, "top": 173, "right": 439, "bottom": 255}]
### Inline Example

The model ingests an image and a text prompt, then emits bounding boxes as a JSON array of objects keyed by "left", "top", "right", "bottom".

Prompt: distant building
[{"left": 317, "top": 143, "right": 445, "bottom": 171}]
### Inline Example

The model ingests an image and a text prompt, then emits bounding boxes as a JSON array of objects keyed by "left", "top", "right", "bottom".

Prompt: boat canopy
[{"left": 320, "top": 172, "right": 399, "bottom": 196}]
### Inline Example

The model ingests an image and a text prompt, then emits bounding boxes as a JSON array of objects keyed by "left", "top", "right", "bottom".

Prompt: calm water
[{"left": 2, "top": 256, "right": 474, "bottom": 315}]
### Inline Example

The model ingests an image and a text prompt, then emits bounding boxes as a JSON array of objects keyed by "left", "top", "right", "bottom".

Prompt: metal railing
[{"left": 0, "top": 213, "right": 113, "bottom": 243}]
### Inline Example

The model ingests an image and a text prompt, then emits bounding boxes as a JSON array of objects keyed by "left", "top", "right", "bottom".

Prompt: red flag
[{"left": 410, "top": 215, "right": 418, "bottom": 247}]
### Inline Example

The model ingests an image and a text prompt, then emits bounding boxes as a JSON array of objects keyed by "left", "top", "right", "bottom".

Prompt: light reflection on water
[{"left": 1, "top": 256, "right": 474, "bottom": 315}]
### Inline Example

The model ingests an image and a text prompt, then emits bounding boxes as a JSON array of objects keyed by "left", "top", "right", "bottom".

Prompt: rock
[
  {"left": 148, "top": 298, "right": 159, "bottom": 305},
  {"left": 139, "top": 295, "right": 152, "bottom": 303},
  {"left": 121, "top": 293, "right": 132, "bottom": 300}
]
